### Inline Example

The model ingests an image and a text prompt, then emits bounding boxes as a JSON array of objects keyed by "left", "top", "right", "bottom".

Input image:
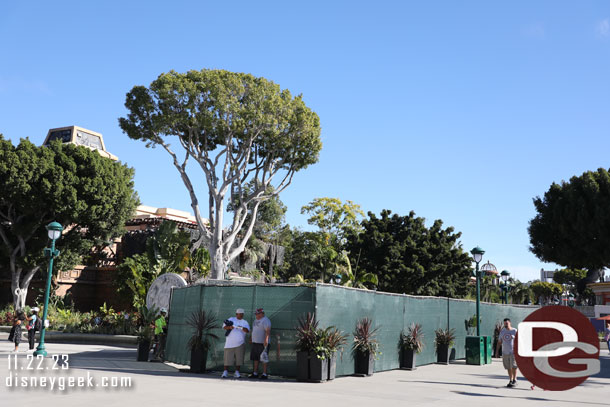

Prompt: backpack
[{"left": 34, "top": 317, "right": 42, "bottom": 331}]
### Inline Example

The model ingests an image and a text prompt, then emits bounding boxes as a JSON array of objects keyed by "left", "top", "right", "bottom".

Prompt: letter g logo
[{"left": 514, "top": 306, "right": 600, "bottom": 391}]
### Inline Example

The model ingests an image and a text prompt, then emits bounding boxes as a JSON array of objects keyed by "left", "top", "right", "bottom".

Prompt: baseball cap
[
  {"left": 255, "top": 308, "right": 264, "bottom": 314},
  {"left": 235, "top": 308, "right": 245, "bottom": 314}
]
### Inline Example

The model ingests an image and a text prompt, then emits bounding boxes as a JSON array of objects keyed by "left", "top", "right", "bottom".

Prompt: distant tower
[{"left": 43, "top": 126, "right": 118, "bottom": 161}]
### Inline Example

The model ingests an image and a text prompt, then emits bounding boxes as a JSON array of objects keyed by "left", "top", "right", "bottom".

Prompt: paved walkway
[{"left": 0, "top": 334, "right": 608, "bottom": 407}]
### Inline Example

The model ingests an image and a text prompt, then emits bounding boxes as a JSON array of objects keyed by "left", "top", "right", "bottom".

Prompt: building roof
[{"left": 43, "top": 126, "right": 118, "bottom": 161}]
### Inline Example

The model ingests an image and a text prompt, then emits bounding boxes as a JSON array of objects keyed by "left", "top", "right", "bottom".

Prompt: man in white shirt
[
  {"left": 222, "top": 308, "right": 250, "bottom": 378},
  {"left": 496, "top": 318, "right": 518, "bottom": 388}
]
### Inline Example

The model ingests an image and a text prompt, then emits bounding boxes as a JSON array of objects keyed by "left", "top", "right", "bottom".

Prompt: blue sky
[{"left": 1, "top": 1, "right": 610, "bottom": 282}]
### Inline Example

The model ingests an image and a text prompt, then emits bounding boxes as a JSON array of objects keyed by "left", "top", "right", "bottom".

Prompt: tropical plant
[
  {"left": 186, "top": 310, "right": 219, "bottom": 351},
  {"left": 353, "top": 317, "right": 381, "bottom": 357},
  {"left": 400, "top": 323, "right": 424, "bottom": 353},
  {"left": 325, "top": 327, "right": 348, "bottom": 354},
  {"left": 295, "top": 313, "right": 332, "bottom": 360},
  {"left": 434, "top": 328, "right": 456, "bottom": 347},
  {"left": 493, "top": 321, "right": 503, "bottom": 357},
  {"left": 336, "top": 250, "right": 378, "bottom": 289}
]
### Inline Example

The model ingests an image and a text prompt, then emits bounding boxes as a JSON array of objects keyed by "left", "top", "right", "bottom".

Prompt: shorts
[
  {"left": 224, "top": 343, "right": 246, "bottom": 366},
  {"left": 502, "top": 353, "right": 517, "bottom": 370},
  {"left": 250, "top": 343, "right": 267, "bottom": 361}
]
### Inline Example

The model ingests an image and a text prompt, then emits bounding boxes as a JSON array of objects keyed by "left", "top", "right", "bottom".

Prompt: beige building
[{"left": 43, "top": 125, "right": 118, "bottom": 161}]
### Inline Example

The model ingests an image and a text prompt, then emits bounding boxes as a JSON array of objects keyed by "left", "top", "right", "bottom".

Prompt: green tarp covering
[{"left": 165, "top": 282, "right": 536, "bottom": 377}]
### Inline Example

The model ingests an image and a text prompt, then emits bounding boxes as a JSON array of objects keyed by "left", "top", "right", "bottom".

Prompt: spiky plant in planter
[
  {"left": 295, "top": 313, "right": 330, "bottom": 382},
  {"left": 135, "top": 305, "right": 158, "bottom": 361},
  {"left": 434, "top": 328, "right": 456, "bottom": 364},
  {"left": 352, "top": 317, "right": 380, "bottom": 376},
  {"left": 325, "top": 327, "right": 348, "bottom": 380},
  {"left": 187, "top": 310, "right": 219, "bottom": 373},
  {"left": 400, "top": 323, "right": 424, "bottom": 370}
]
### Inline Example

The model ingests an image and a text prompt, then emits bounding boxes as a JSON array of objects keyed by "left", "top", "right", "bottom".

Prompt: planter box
[
  {"left": 355, "top": 351, "right": 374, "bottom": 376},
  {"left": 296, "top": 351, "right": 328, "bottom": 382},
  {"left": 401, "top": 348, "right": 417, "bottom": 370},
  {"left": 190, "top": 348, "right": 208, "bottom": 373},
  {"left": 327, "top": 352, "right": 337, "bottom": 380},
  {"left": 436, "top": 344, "right": 451, "bottom": 364},
  {"left": 137, "top": 340, "right": 150, "bottom": 361}
]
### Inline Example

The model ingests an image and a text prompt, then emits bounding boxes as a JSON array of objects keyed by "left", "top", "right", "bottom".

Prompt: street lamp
[
  {"left": 470, "top": 246, "right": 485, "bottom": 337},
  {"left": 34, "top": 221, "right": 63, "bottom": 357},
  {"left": 500, "top": 270, "right": 510, "bottom": 304}
]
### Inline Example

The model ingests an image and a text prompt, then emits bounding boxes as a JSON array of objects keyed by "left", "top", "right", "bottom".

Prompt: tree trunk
[
  {"left": 209, "top": 243, "right": 226, "bottom": 280},
  {"left": 14, "top": 287, "right": 27, "bottom": 310}
]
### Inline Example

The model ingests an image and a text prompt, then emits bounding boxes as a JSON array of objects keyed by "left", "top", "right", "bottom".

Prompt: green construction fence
[{"left": 165, "top": 282, "right": 537, "bottom": 377}]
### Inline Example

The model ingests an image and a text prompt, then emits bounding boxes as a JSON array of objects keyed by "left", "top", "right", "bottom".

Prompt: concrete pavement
[{"left": 1, "top": 333, "right": 608, "bottom": 407}]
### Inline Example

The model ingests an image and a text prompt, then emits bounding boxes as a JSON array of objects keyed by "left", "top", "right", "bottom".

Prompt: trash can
[
  {"left": 482, "top": 336, "right": 492, "bottom": 364},
  {"left": 465, "top": 336, "right": 485, "bottom": 365}
]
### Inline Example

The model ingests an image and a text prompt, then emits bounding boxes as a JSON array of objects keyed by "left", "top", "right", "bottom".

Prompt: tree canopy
[
  {"left": 119, "top": 69, "right": 322, "bottom": 279},
  {"left": 345, "top": 209, "right": 472, "bottom": 297},
  {"left": 529, "top": 168, "right": 610, "bottom": 283},
  {"left": 0, "top": 136, "right": 138, "bottom": 308}
]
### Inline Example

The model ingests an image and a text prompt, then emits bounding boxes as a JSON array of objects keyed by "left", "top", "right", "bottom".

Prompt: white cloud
[{"left": 597, "top": 19, "right": 610, "bottom": 37}]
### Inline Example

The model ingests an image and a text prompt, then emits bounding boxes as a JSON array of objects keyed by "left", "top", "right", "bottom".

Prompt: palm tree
[{"left": 335, "top": 251, "right": 378, "bottom": 289}]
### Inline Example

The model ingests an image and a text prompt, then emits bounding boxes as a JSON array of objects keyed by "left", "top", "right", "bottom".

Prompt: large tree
[
  {"left": 346, "top": 209, "right": 472, "bottom": 297},
  {"left": 0, "top": 136, "right": 138, "bottom": 308},
  {"left": 529, "top": 168, "right": 610, "bottom": 284},
  {"left": 119, "top": 69, "right": 322, "bottom": 279}
]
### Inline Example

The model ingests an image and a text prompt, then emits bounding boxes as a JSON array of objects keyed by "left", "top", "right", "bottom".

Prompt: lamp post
[
  {"left": 470, "top": 246, "right": 484, "bottom": 337},
  {"left": 500, "top": 270, "right": 510, "bottom": 304},
  {"left": 34, "top": 221, "right": 63, "bottom": 357}
]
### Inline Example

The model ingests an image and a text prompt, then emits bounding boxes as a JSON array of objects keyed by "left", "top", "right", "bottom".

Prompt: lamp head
[
  {"left": 501, "top": 270, "right": 510, "bottom": 283},
  {"left": 470, "top": 246, "right": 485, "bottom": 263},
  {"left": 46, "top": 221, "right": 63, "bottom": 241}
]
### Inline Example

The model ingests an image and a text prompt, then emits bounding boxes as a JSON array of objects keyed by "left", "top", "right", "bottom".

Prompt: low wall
[{"left": 165, "top": 283, "right": 538, "bottom": 377}]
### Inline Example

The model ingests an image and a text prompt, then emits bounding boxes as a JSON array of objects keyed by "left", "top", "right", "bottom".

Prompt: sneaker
[
  {"left": 506, "top": 382, "right": 514, "bottom": 388},
  {"left": 511, "top": 380, "right": 517, "bottom": 387},
  {"left": 234, "top": 371, "right": 241, "bottom": 378},
  {"left": 260, "top": 374, "right": 268, "bottom": 380},
  {"left": 221, "top": 370, "right": 229, "bottom": 378},
  {"left": 248, "top": 373, "right": 259, "bottom": 379}
]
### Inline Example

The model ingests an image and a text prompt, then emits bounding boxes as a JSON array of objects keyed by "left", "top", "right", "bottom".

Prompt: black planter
[
  {"left": 401, "top": 348, "right": 417, "bottom": 370},
  {"left": 355, "top": 351, "right": 374, "bottom": 376},
  {"left": 327, "top": 352, "right": 337, "bottom": 380},
  {"left": 137, "top": 340, "right": 150, "bottom": 361},
  {"left": 190, "top": 348, "right": 208, "bottom": 373},
  {"left": 296, "top": 351, "right": 328, "bottom": 382},
  {"left": 436, "top": 344, "right": 451, "bottom": 364}
]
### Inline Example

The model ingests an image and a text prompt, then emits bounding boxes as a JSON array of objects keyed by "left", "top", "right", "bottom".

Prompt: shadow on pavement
[
  {"left": 67, "top": 348, "right": 296, "bottom": 383},
  {"left": 450, "top": 390, "right": 610, "bottom": 406}
]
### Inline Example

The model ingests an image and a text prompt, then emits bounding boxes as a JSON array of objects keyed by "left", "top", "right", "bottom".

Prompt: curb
[{"left": 0, "top": 326, "right": 137, "bottom": 346}]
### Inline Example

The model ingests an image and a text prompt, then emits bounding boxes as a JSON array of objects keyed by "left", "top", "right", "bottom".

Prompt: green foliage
[
  {"left": 530, "top": 281, "right": 564, "bottom": 304},
  {"left": 552, "top": 268, "right": 587, "bottom": 285},
  {"left": 346, "top": 210, "right": 472, "bottom": 297},
  {"left": 434, "top": 328, "right": 456, "bottom": 347},
  {"left": 116, "top": 222, "right": 211, "bottom": 308},
  {"left": 509, "top": 280, "right": 533, "bottom": 305},
  {"left": 335, "top": 250, "right": 378, "bottom": 289},
  {"left": 529, "top": 168, "right": 610, "bottom": 281},
  {"left": 119, "top": 69, "right": 322, "bottom": 279},
  {"left": 400, "top": 323, "right": 425, "bottom": 353},
  {"left": 295, "top": 313, "right": 330, "bottom": 360},
  {"left": 0, "top": 135, "right": 139, "bottom": 307},
  {"left": 301, "top": 197, "right": 364, "bottom": 243},
  {"left": 186, "top": 310, "right": 219, "bottom": 351},
  {"left": 353, "top": 317, "right": 381, "bottom": 357},
  {"left": 116, "top": 254, "right": 157, "bottom": 309}
]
